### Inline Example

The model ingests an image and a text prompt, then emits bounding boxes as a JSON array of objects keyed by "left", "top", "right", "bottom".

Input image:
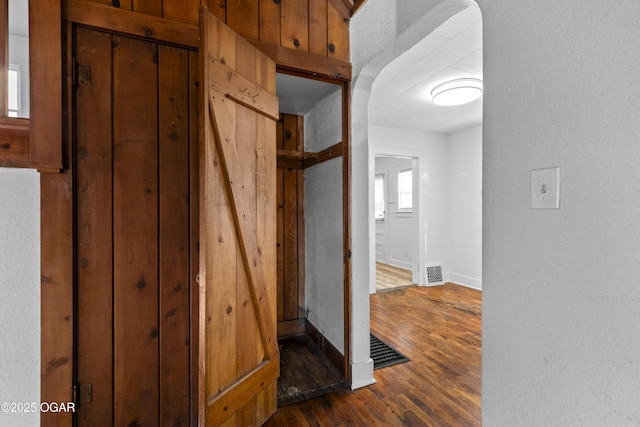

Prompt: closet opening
[{"left": 274, "top": 69, "right": 351, "bottom": 406}]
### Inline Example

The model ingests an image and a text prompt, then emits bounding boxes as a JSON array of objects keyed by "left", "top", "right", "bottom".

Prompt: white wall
[
  {"left": 304, "top": 88, "right": 342, "bottom": 152},
  {"left": 481, "top": 0, "right": 640, "bottom": 424},
  {"left": 449, "top": 125, "right": 482, "bottom": 289},
  {"left": 369, "top": 125, "right": 450, "bottom": 289},
  {"left": 304, "top": 89, "right": 345, "bottom": 354},
  {"left": 374, "top": 156, "right": 413, "bottom": 269},
  {"left": 0, "top": 168, "right": 40, "bottom": 427}
]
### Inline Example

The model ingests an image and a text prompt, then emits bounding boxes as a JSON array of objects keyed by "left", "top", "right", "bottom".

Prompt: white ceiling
[
  {"left": 369, "top": 4, "right": 483, "bottom": 134},
  {"left": 277, "top": 73, "right": 340, "bottom": 115}
]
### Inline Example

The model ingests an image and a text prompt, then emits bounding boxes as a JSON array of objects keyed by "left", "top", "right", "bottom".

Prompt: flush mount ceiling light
[{"left": 431, "top": 78, "right": 483, "bottom": 106}]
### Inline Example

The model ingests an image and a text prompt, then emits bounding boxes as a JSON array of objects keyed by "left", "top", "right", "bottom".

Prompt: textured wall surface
[
  {"left": 449, "top": 125, "right": 482, "bottom": 289},
  {"left": 480, "top": 0, "right": 640, "bottom": 424},
  {"left": 0, "top": 168, "right": 40, "bottom": 427},
  {"left": 304, "top": 90, "right": 345, "bottom": 353},
  {"left": 304, "top": 158, "right": 345, "bottom": 354}
]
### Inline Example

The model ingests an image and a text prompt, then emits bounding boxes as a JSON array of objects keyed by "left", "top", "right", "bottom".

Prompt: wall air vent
[{"left": 425, "top": 264, "right": 444, "bottom": 285}]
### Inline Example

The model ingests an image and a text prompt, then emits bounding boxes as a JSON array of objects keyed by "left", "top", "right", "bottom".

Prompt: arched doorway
[{"left": 349, "top": 0, "right": 483, "bottom": 391}]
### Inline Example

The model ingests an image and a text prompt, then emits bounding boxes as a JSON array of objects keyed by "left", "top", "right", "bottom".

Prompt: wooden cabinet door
[
  {"left": 199, "top": 9, "right": 279, "bottom": 427},
  {"left": 74, "top": 28, "right": 197, "bottom": 426}
]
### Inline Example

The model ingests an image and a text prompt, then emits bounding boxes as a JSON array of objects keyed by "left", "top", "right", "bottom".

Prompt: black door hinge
[
  {"left": 72, "top": 60, "right": 92, "bottom": 87},
  {"left": 73, "top": 383, "right": 93, "bottom": 406}
]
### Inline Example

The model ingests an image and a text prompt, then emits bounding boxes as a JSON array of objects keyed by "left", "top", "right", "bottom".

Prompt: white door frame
[{"left": 373, "top": 169, "right": 388, "bottom": 264}]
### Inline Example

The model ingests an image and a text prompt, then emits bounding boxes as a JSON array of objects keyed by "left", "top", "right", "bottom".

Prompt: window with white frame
[
  {"left": 397, "top": 169, "right": 413, "bottom": 210},
  {"left": 374, "top": 174, "right": 385, "bottom": 219},
  {"left": 8, "top": 67, "right": 20, "bottom": 117},
  {"left": 6, "top": 0, "right": 30, "bottom": 119}
]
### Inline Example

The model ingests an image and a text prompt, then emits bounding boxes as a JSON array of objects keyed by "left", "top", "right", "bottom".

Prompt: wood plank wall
[
  {"left": 78, "top": 0, "right": 350, "bottom": 63},
  {"left": 276, "top": 113, "right": 306, "bottom": 337},
  {"left": 36, "top": 3, "right": 353, "bottom": 422}
]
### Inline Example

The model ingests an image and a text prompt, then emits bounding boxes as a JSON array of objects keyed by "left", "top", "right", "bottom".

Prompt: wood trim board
[
  {"left": 29, "top": 0, "right": 62, "bottom": 172},
  {"left": 341, "top": 80, "right": 352, "bottom": 382},
  {"left": 302, "top": 141, "right": 343, "bottom": 169},
  {"left": 206, "top": 355, "right": 280, "bottom": 423},
  {"left": 39, "top": 22, "right": 74, "bottom": 426},
  {"left": 250, "top": 39, "right": 351, "bottom": 81},
  {"left": 277, "top": 319, "right": 306, "bottom": 338},
  {"left": 65, "top": 0, "right": 200, "bottom": 49},
  {"left": 305, "top": 320, "right": 345, "bottom": 377},
  {"left": 0, "top": 118, "right": 30, "bottom": 167},
  {"left": 208, "top": 57, "right": 279, "bottom": 120}
]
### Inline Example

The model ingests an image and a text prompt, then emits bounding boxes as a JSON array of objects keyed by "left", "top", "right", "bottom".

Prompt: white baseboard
[
  {"left": 350, "top": 358, "right": 376, "bottom": 390},
  {"left": 387, "top": 258, "right": 412, "bottom": 270},
  {"left": 448, "top": 273, "right": 482, "bottom": 290}
]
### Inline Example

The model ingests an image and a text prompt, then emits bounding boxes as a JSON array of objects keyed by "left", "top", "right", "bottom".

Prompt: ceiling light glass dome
[{"left": 431, "top": 78, "right": 483, "bottom": 106}]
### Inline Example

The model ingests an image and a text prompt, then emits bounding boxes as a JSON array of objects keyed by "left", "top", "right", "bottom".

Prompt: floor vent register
[{"left": 370, "top": 333, "right": 410, "bottom": 370}]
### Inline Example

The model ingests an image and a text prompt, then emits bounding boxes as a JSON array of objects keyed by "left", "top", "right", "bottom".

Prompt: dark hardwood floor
[{"left": 265, "top": 284, "right": 482, "bottom": 426}]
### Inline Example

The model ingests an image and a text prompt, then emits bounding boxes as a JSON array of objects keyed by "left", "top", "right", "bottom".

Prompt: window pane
[
  {"left": 8, "top": 0, "right": 30, "bottom": 118},
  {"left": 398, "top": 169, "right": 413, "bottom": 210},
  {"left": 374, "top": 175, "right": 385, "bottom": 219},
  {"left": 8, "top": 69, "right": 19, "bottom": 112}
]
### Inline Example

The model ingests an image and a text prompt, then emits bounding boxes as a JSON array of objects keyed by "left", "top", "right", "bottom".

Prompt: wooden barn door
[
  {"left": 199, "top": 9, "right": 279, "bottom": 427},
  {"left": 74, "top": 27, "right": 199, "bottom": 426}
]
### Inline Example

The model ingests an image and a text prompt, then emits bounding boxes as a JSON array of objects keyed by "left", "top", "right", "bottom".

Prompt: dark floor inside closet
[{"left": 277, "top": 335, "right": 347, "bottom": 407}]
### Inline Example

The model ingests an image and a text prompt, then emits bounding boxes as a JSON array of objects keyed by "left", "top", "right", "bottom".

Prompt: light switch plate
[{"left": 531, "top": 167, "right": 559, "bottom": 209}]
